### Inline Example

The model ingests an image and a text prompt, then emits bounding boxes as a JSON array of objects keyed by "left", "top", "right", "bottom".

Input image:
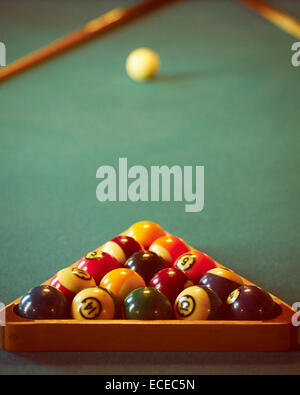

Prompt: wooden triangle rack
[{"left": 0, "top": 223, "right": 298, "bottom": 352}]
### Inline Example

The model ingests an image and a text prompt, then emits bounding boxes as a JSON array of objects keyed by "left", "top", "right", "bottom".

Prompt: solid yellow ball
[{"left": 126, "top": 48, "right": 160, "bottom": 81}]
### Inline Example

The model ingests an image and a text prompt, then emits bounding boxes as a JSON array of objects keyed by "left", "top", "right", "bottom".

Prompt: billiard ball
[
  {"left": 174, "top": 250, "right": 217, "bottom": 283},
  {"left": 50, "top": 267, "right": 96, "bottom": 301},
  {"left": 174, "top": 285, "right": 223, "bottom": 320},
  {"left": 126, "top": 48, "right": 160, "bottom": 81},
  {"left": 100, "top": 268, "right": 146, "bottom": 303},
  {"left": 18, "top": 285, "right": 70, "bottom": 319},
  {"left": 124, "top": 250, "right": 167, "bottom": 284},
  {"left": 149, "top": 235, "right": 190, "bottom": 266},
  {"left": 77, "top": 250, "right": 121, "bottom": 284},
  {"left": 101, "top": 235, "right": 142, "bottom": 265},
  {"left": 199, "top": 267, "right": 243, "bottom": 302},
  {"left": 71, "top": 286, "right": 116, "bottom": 320},
  {"left": 226, "top": 285, "right": 276, "bottom": 320},
  {"left": 149, "top": 267, "right": 193, "bottom": 305},
  {"left": 125, "top": 221, "right": 166, "bottom": 249},
  {"left": 124, "top": 287, "right": 173, "bottom": 320}
]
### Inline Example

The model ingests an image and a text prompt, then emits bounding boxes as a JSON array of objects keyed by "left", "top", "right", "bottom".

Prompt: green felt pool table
[{"left": 0, "top": 0, "right": 300, "bottom": 375}]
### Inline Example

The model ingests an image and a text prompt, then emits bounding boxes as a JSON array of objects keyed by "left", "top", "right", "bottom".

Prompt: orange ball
[
  {"left": 149, "top": 235, "right": 190, "bottom": 266},
  {"left": 126, "top": 221, "right": 166, "bottom": 249},
  {"left": 100, "top": 268, "right": 146, "bottom": 303}
]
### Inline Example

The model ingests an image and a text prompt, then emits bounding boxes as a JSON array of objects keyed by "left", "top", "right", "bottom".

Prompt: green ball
[{"left": 124, "top": 286, "right": 173, "bottom": 320}]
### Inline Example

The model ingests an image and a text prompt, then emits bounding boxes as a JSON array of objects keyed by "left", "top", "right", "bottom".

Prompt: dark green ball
[{"left": 124, "top": 286, "right": 173, "bottom": 320}]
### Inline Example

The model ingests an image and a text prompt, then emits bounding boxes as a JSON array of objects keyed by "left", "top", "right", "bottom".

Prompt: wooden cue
[
  {"left": 0, "top": 0, "right": 178, "bottom": 83},
  {"left": 238, "top": 0, "right": 300, "bottom": 39}
]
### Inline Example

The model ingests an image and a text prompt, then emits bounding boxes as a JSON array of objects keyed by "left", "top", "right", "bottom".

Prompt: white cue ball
[{"left": 126, "top": 48, "right": 160, "bottom": 81}]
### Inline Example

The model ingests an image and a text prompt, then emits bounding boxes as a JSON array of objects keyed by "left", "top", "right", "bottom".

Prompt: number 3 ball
[
  {"left": 18, "top": 285, "right": 70, "bottom": 319},
  {"left": 174, "top": 285, "right": 223, "bottom": 320},
  {"left": 72, "top": 286, "right": 116, "bottom": 320},
  {"left": 50, "top": 267, "right": 96, "bottom": 301},
  {"left": 126, "top": 221, "right": 166, "bottom": 249},
  {"left": 149, "top": 235, "right": 190, "bottom": 266},
  {"left": 226, "top": 285, "right": 276, "bottom": 320},
  {"left": 199, "top": 267, "right": 243, "bottom": 302},
  {"left": 101, "top": 235, "right": 142, "bottom": 265},
  {"left": 100, "top": 268, "right": 146, "bottom": 303},
  {"left": 77, "top": 250, "right": 121, "bottom": 284},
  {"left": 174, "top": 250, "right": 217, "bottom": 283}
]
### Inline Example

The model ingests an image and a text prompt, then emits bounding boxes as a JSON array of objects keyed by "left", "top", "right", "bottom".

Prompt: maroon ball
[
  {"left": 125, "top": 250, "right": 167, "bottom": 284},
  {"left": 149, "top": 267, "right": 194, "bottom": 305}
]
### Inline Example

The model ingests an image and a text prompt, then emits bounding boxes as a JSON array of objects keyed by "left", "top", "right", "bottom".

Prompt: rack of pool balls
[
  {"left": 1, "top": 221, "right": 297, "bottom": 352},
  {"left": 17, "top": 221, "right": 279, "bottom": 321}
]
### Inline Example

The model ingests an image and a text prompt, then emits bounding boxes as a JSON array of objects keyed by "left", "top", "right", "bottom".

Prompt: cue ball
[{"left": 126, "top": 48, "right": 160, "bottom": 81}]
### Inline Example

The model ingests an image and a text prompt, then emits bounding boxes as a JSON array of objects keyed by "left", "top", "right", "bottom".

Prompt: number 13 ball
[
  {"left": 149, "top": 235, "right": 190, "bottom": 266},
  {"left": 126, "top": 48, "right": 160, "bottom": 81}
]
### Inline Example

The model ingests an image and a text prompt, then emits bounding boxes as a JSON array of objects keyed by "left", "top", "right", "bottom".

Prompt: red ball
[
  {"left": 174, "top": 250, "right": 216, "bottom": 283},
  {"left": 149, "top": 235, "right": 190, "bottom": 266},
  {"left": 77, "top": 250, "right": 121, "bottom": 284},
  {"left": 149, "top": 267, "right": 193, "bottom": 305},
  {"left": 50, "top": 267, "right": 96, "bottom": 301}
]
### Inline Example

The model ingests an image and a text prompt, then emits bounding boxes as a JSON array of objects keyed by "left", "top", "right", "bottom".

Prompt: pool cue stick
[
  {"left": 238, "top": 0, "right": 300, "bottom": 39},
  {"left": 0, "top": 0, "right": 179, "bottom": 83}
]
